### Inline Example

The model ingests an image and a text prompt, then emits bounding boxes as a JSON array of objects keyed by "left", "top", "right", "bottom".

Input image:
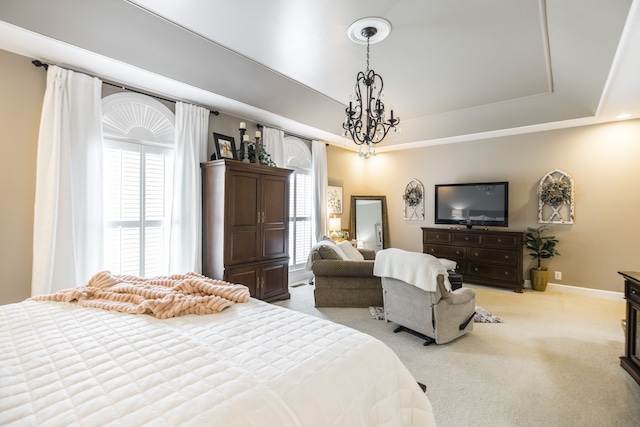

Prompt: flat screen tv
[{"left": 435, "top": 182, "right": 509, "bottom": 228}]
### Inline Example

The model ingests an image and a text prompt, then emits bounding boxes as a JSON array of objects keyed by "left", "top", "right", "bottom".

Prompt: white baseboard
[{"left": 523, "top": 280, "right": 624, "bottom": 301}]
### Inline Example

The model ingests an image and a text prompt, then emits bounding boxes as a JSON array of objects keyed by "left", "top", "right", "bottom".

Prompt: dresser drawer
[
  {"left": 424, "top": 245, "right": 466, "bottom": 260},
  {"left": 469, "top": 248, "right": 519, "bottom": 265},
  {"left": 628, "top": 280, "right": 640, "bottom": 306},
  {"left": 484, "top": 234, "right": 519, "bottom": 249},
  {"left": 468, "top": 263, "right": 518, "bottom": 282},
  {"left": 424, "top": 231, "right": 452, "bottom": 244},
  {"left": 452, "top": 233, "right": 481, "bottom": 245}
]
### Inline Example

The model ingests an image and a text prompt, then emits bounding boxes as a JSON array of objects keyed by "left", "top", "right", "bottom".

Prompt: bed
[{"left": 0, "top": 290, "right": 435, "bottom": 425}]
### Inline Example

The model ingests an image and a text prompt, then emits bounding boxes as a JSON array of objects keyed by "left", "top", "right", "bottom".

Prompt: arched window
[
  {"left": 284, "top": 136, "right": 313, "bottom": 272},
  {"left": 102, "top": 93, "right": 175, "bottom": 277}
]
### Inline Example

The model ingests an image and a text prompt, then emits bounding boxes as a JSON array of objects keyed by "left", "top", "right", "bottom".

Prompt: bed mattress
[{"left": 0, "top": 297, "right": 434, "bottom": 426}]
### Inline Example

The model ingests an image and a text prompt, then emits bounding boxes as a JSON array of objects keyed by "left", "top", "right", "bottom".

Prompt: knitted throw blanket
[{"left": 30, "top": 271, "right": 251, "bottom": 319}]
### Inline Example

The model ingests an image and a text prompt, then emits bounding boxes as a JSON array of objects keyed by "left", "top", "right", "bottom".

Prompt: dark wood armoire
[{"left": 201, "top": 159, "right": 292, "bottom": 301}]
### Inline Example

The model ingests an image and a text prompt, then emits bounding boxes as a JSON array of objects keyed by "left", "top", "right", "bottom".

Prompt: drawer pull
[
  {"left": 505, "top": 255, "right": 510, "bottom": 259},
  {"left": 456, "top": 251, "right": 461, "bottom": 255},
  {"left": 631, "top": 288, "right": 638, "bottom": 296},
  {"left": 465, "top": 237, "right": 469, "bottom": 240},
  {"left": 498, "top": 238, "right": 502, "bottom": 242},
  {"left": 474, "top": 267, "right": 479, "bottom": 272},
  {"left": 430, "top": 249, "right": 435, "bottom": 253},
  {"left": 504, "top": 272, "right": 510, "bottom": 276},
  {"left": 474, "top": 252, "right": 479, "bottom": 257}
]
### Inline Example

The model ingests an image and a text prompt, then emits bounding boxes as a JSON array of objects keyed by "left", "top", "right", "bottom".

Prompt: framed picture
[
  {"left": 327, "top": 186, "right": 343, "bottom": 214},
  {"left": 213, "top": 133, "right": 237, "bottom": 160}
]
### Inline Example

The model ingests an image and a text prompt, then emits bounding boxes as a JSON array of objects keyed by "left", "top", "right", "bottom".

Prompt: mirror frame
[{"left": 350, "top": 195, "right": 390, "bottom": 249}]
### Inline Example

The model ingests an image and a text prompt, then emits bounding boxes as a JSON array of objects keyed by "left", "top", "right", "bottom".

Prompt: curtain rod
[
  {"left": 255, "top": 123, "right": 316, "bottom": 143},
  {"left": 32, "top": 60, "right": 219, "bottom": 115}
]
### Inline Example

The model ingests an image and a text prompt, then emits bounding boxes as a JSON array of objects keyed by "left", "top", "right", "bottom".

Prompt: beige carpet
[{"left": 275, "top": 283, "right": 640, "bottom": 427}]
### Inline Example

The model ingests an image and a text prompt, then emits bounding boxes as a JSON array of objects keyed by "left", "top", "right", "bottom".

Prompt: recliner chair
[{"left": 374, "top": 248, "right": 476, "bottom": 345}]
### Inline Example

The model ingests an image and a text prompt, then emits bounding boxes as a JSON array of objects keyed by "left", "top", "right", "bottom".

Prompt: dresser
[
  {"left": 201, "top": 159, "right": 292, "bottom": 302},
  {"left": 422, "top": 227, "right": 524, "bottom": 291},
  {"left": 619, "top": 271, "right": 640, "bottom": 386}
]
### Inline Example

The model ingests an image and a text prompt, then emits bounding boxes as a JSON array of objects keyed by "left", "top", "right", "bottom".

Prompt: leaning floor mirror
[{"left": 350, "top": 195, "right": 389, "bottom": 251}]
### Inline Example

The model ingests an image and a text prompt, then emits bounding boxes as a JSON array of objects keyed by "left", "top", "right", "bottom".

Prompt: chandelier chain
[{"left": 366, "top": 36, "right": 370, "bottom": 73}]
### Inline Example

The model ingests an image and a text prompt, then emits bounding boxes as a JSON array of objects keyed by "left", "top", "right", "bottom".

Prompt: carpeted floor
[{"left": 275, "top": 282, "right": 640, "bottom": 427}]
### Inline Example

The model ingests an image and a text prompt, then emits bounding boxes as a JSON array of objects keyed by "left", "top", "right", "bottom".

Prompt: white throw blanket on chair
[{"left": 373, "top": 248, "right": 451, "bottom": 292}]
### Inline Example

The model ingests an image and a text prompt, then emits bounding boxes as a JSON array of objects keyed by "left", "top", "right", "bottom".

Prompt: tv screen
[{"left": 435, "top": 182, "right": 509, "bottom": 228}]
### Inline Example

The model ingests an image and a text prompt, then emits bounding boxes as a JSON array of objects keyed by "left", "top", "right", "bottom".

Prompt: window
[
  {"left": 101, "top": 93, "right": 175, "bottom": 277},
  {"left": 284, "top": 137, "right": 312, "bottom": 271}
]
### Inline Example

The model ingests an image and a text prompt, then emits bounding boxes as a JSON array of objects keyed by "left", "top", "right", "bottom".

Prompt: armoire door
[
  {"left": 227, "top": 169, "right": 261, "bottom": 265},
  {"left": 261, "top": 174, "right": 289, "bottom": 260}
]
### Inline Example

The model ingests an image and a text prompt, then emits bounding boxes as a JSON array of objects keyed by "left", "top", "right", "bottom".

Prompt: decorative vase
[{"left": 531, "top": 268, "right": 548, "bottom": 291}]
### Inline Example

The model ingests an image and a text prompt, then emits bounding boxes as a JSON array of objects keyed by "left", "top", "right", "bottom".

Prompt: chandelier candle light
[{"left": 343, "top": 17, "right": 400, "bottom": 159}]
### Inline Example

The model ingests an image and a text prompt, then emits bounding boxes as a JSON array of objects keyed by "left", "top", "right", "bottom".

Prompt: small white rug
[{"left": 369, "top": 305, "right": 503, "bottom": 323}]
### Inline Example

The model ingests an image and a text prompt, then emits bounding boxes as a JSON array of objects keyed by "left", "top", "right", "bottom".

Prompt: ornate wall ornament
[
  {"left": 403, "top": 179, "right": 425, "bottom": 220},
  {"left": 538, "top": 169, "right": 574, "bottom": 224}
]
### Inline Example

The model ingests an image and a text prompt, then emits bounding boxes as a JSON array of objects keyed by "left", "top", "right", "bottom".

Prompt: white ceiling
[{"left": 1, "top": 0, "right": 639, "bottom": 151}]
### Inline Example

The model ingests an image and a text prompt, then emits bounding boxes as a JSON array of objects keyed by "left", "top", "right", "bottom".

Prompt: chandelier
[{"left": 343, "top": 18, "right": 400, "bottom": 159}]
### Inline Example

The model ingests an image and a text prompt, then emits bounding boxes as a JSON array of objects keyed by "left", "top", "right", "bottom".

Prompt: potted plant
[{"left": 523, "top": 225, "right": 560, "bottom": 291}]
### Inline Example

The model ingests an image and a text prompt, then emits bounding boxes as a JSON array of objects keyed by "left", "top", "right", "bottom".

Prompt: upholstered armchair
[
  {"left": 374, "top": 248, "right": 476, "bottom": 345},
  {"left": 307, "top": 240, "right": 383, "bottom": 307}
]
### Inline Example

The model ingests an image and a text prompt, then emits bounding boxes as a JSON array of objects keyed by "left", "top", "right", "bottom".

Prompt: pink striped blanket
[{"left": 30, "top": 271, "right": 250, "bottom": 318}]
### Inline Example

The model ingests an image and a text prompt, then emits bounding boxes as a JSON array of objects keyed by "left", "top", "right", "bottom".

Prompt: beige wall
[
  {"left": 328, "top": 122, "right": 640, "bottom": 293},
  {"left": 2, "top": 47, "right": 639, "bottom": 303},
  {"left": 0, "top": 50, "right": 44, "bottom": 304}
]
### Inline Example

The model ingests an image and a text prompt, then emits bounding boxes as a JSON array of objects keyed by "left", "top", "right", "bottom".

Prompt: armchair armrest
[
  {"left": 441, "top": 287, "right": 475, "bottom": 305},
  {"left": 358, "top": 248, "right": 376, "bottom": 260},
  {"left": 311, "top": 259, "right": 375, "bottom": 277}
]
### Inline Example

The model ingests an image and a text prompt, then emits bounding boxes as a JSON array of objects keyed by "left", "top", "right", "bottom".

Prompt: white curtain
[
  {"left": 263, "top": 127, "right": 285, "bottom": 167},
  {"left": 32, "top": 65, "right": 104, "bottom": 296},
  {"left": 312, "top": 140, "right": 328, "bottom": 242},
  {"left": 169, "top": 102, "right": 210, "bottom": 274}
]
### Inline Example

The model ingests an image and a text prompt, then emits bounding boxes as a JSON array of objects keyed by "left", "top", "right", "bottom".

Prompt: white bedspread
[
  {"left": 373, "top": 248, "right": 451, "bottom": 292},
  {"left": 0, "top": 298, "right": 435, "bottom": 426}
]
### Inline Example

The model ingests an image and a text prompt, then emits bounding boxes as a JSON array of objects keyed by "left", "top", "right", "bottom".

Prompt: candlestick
[
  {"left": 239, "top": 125, "right": 247, "bottom": 163},
  {"left": 255, "top": 136, "right": 262, "bottom": 164},
  {"left": 243, "top": 142, "right": 250, "bottom": 162}
]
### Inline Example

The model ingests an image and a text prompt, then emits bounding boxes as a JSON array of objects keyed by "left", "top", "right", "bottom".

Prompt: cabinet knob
[
  {"left": 474, "top": 252, "right": 479, "bottom": 257},
  {"left": 456, "top": 251, "right": 461, "bottom": 255},
  {"left": 498, "top": 238, "right": 502, "bottom": 242},
  {"left": 465, "top": 236, "right": 469, "bottom": 240},
  {"left": 474, "top": 267, "right": 479, "bottom": 272},
  {"left": 435, "top": 234, "right": 440, "bottom": 239},
  {"left": 504, "top": 255, "right": 510, "bottom": 259},
  {"left": 430, "top": 249, "right": 435, "bottom": 253},
  {"left": 504, "top": 271, "right": 510, "bottom": 276}
]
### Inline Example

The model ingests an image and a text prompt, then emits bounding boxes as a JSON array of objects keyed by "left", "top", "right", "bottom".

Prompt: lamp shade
[{"left": 329, "top": 217, "right": 342, "bottom": 231}]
